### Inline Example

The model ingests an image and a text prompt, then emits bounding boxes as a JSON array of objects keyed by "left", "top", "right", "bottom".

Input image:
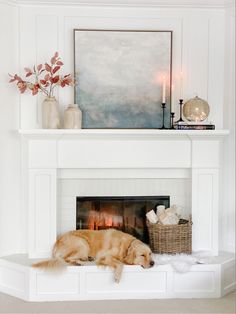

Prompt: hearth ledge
[{"left": 0, "top": 253, "right": 235, "bottom": 301}]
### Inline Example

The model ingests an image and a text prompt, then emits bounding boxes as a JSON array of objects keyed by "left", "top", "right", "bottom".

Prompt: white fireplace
[
  {"left": 0, "top": 129, "right": 235, "bottom": 301},
  {"left": 24, "top": 129, "right": 225, "bottom": 258}
]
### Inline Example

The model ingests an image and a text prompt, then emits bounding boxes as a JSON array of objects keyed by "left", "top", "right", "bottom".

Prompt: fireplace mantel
[
  {"left": 19, "top": 128, "right": 229, "bottom": 138},
  {"left": 19, "top": 128, "right": 229, "bottom": 258}
]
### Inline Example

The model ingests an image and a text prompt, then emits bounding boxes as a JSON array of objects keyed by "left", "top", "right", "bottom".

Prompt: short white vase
[
  {"left": 42, "top": 96, "right": 61, "bottom": 129},
  {"left": 64, "top": 104, "right": 82, "bottom": 129}
]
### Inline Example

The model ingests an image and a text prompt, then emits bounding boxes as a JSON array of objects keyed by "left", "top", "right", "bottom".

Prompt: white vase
[
  {"left": 64, "top": 104, "right": 82, "bottom": 129},
  {"left": 42, "top": 96, "right": 61, "bottom": 129}
]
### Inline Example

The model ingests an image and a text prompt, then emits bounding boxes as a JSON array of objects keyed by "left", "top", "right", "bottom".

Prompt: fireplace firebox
[{"left": 76, "top": 196, "right": 170, "bottom": 243}]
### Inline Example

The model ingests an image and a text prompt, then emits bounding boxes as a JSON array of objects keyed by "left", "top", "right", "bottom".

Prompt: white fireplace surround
[
  {"left": 0, "top": 129, "right": 235, "bottom": 301},
  {"left": 22, "top": 129, "right": 226, "bottom": 258}
]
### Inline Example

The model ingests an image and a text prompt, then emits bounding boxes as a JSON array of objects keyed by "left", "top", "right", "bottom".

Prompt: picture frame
[{"left": 74, "top": 29, "right": 172, "bottom": 129}]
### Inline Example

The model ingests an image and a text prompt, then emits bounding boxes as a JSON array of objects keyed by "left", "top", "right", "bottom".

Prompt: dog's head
[{"left": 125, "top": 239, "right": 154, "bottom": 268}]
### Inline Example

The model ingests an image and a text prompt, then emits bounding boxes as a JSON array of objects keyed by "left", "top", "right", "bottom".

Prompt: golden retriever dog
[{"left": 33, "top": 229, "right": 154, "bottom": 282}]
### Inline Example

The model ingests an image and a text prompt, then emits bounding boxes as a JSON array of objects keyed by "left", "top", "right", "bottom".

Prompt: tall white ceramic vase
[{"left": 42, "top": 96, "right": 61, "bottom": 129}]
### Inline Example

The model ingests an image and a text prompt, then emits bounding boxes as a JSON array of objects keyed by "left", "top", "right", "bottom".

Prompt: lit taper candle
[{"left": 162, "top": 76, "right": 166, "bottom": 103}]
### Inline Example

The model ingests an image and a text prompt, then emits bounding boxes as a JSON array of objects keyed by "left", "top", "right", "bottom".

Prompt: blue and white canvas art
[{"left": 74, "top": 30, "right": 172, "bottom": 128}]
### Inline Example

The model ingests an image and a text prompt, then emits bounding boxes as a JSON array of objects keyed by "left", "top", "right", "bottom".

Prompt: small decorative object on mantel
[
  {"left": 174, "top": 122, "right": 215, "bottom": 130},
  {"left": 176, "top": 98, "right": 184, "bottom": 123},
  {"left": 159, "top": 76, "right": 168, "bottom": 129},
  {"left": 170, "top": 112, "right": 175, "bottom": 129},
  {"left": 183, "top": 95, "right": 210, "bottom": 122},
  {"left": 64, "top": 104, "right": 82, "bottom": 129},
  {"left": 9, "top": 52, "right": 74, "bottom": 129},
  {"left": 173, "top": 95, "right": 215, "bottom": 130}
]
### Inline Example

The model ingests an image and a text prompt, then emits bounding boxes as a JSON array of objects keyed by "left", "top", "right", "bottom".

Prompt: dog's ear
[{"left": 124, "top": 241, "right": 136, "bottom": 265}]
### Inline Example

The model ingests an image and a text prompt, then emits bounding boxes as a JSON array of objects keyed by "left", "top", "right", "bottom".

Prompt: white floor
[{"left": 0, "top": 291, "right": 235, "bottom": 314}]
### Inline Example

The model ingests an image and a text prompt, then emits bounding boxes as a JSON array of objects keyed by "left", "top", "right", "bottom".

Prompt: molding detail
[{"left": 4, "top": 0, "right": 234, "bottom": 8}]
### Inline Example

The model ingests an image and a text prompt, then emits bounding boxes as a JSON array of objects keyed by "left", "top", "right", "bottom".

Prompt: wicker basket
[{"left": 147, "top": 218, "right": 192, "bottom": 254}]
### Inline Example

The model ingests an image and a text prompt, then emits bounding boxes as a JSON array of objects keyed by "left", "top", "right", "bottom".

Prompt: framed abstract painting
[{"left": 74, "top": 29, "right": 172, "bottom": 129}]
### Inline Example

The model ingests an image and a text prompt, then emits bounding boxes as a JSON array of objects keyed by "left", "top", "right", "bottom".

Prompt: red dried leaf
[
  {"left": 31, "top": 83, "right": 40, "bottom": 96},
  {"left": 54, "top": 52, "right": 59, "bottom": 58},
  {"left": 17, "top": 81, "right": 27, "bottom": 93},
  {"left": 24, "top": 67, "right": 31, "bottom": 72},
  {"left": 44, "top": 73, "right": 50, "bottom": 81},
  {"left": 51, "top": 57, "right": 56, "bottom": 64},
  {"left": 32, "top": 88, "right": 38, "bottom": 95},
  {"left": 52, "top": 75, "right": 59, "bottom": 83},
  {"left": 45, "top": 63, "right": 52, "bottom": 72},
  {"left": 52, "top": 66, "right": 60, "bottom": 74},
  {"left": 26, "top": 72, "right": 32, "bottom": 77},
  {"left": 40, "top": 79, "right": 47, "bottom": 85},
  {"left": 9, "top": 78, "right": 16, "bottom": 83},
  {"left": 56, "top": 61, "right": 63, "bottom": 66},
  {"left": 63, "top": 75, "right": 73, "bottom": 85},
  {"left": 37, "top": 64, "right": 43, "bottom": 71}
]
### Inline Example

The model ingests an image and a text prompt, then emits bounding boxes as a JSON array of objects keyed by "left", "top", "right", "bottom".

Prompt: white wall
[
  {"left": 221, "top": 3, "right": 235, "bottom": 252},
  {"left": 0, "top": 3, "right": 22, "bottom": 256},
  {"left": 18, "top": 4, "right": 225, "bottom": 129}
]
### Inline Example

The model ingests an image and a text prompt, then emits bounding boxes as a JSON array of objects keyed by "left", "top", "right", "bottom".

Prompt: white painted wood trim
[
  {"left": 8, "top": 0, "right": 235, "bottom": 9},
  {"left": 18, "top": 129, "right": 230, "bottom": 137}
]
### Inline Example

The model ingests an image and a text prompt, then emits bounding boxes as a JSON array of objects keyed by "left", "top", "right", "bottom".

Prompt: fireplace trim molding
[{"left": 19, "top": 129, "right": 229, "bottom": 258}]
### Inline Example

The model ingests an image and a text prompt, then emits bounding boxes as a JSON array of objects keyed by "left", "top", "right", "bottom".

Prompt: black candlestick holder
[
  {"left": 176, "top": 99, "right": 184, "bottom": 123},
  {"left": 170, "top": 112, "right": 175, "bottom": 129},
  {"left": 159, "top": 103, "right": 167, "bottom": 129}
]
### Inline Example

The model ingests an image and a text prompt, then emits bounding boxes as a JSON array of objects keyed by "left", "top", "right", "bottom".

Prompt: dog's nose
[{"left": 150, "top": 260, "right": 155, "bottom": 267}]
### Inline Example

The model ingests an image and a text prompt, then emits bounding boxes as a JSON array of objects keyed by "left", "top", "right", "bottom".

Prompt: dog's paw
[
  {"left": 88, "top": 256, "right": 94, "bottom": 262},
  {"left": 114, "top": 264, "right": 123, "bottom": 283},
  {"left": 75, "top": 260, "right": 85, "bottom": 266},
  {"left": 114, "top": 273, "right": 121, "bottom": 284}
]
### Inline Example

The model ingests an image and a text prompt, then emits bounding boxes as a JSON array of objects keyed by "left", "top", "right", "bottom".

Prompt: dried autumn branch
[{"left": 9, "top": 52, "right": 74, "bottom": 97}]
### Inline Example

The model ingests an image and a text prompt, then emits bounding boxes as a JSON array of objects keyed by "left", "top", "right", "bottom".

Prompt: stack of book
[{"left": 174, "top": 121, "right": 215, "bottom": 130}]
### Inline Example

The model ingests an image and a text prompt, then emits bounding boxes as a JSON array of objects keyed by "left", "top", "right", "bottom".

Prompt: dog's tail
[{"left": 32, "top": 257, "right": 66, "bottom": 271}]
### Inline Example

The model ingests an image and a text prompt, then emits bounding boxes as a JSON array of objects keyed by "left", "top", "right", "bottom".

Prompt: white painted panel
[
  {"left": 207, "top": 13, "right": 224, "bottom": 128},
  {"left": 36, "top": 15, "right": 58, "bottom": 63},
  {"left": 182, "top": 15, "right": 209, "bottom": 100},
  {"left": 19, "top": 7, "right": 38, "bottom": 129},
  {"left": 35, "top": 15, "right": 59, "bottom": 126},
  {"left": 192, "top": 169, "right": 219, "bottom": 253},
  {"left": 29, "top": 169, "right": 57, "bottom": 257},
  {"left": 0, "top": 267, "right": 26, "bottom": 293},
  {"left": 192, "top": 140, "right": 220, "bottom": 168},
  {"left": 28, "top": 140, "right": 57, "bottom": 168},
  {"left": 36, "top": 273, "right": 80, "bottom": 294},
  {"left": 86, "top": 270, "right": 167, "bottom": 293},
  {"left": 222, "top": 264, "right": 236, "bottom": 291},
  {"left": 58, "top": 140, "right": 191, "bottom": 168},
  {"left": 174, "top": 271, "right": 215, "bottom": 292}
]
